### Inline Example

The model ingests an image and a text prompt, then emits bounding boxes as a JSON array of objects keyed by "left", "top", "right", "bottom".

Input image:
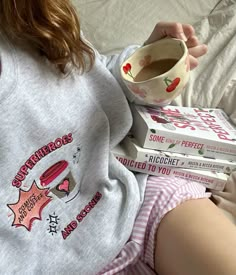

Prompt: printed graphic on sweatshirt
[
  {"left": 73, "top": 146, "right": 81, "bottom": 164},
  {"left": 46, "top": 191, "right": 103, "bottom": 239},
  {"left": 47, "top": 212, "right": 60, "bottom": 236},
  {"left": 61, "top": 192, "right": 102, "bottom": 240},
  {"left": 7, "top": 132, "right": 103, "bottom": 235},
  {"left": 7, "top": 181, "right": 52, "bottom": 231},
  {"left": 11, "top": 133, "right": 73, "bottom": 189},
  {"left": 40, "top": 160, "right": 79, "bottom": 202},
  {"left": 7, "top": 133, "right": 79, "bottom": 231}
]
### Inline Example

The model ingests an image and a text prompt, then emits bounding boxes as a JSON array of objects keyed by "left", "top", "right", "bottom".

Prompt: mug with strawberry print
[{"left": 121, "top": 38, "right": 190, "bottom": 106}]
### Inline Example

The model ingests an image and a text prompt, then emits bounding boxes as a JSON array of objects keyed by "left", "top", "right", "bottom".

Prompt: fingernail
[{"left": 179, "top": 32, "right": 187, "bottom": 42}]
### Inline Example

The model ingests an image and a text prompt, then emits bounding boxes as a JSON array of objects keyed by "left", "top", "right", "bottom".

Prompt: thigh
[
  {"left": 99, "top": 176, "right": 210, "bottom": 274},
  {"left": 155, "top": 198, "right": 236, "bottom": 275}
]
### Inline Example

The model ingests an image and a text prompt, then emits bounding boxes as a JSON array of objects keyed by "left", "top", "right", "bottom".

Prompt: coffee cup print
[{"left": 40, "top": 160, "right": 78, "bottom": 202}]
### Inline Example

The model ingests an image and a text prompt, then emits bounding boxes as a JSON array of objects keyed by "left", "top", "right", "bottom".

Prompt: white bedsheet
[
  {"left": 172, "top": 2, "right": 236, "bottom": 224},
  {"left": 173, "top": 2, "right": 236, "bottom": 120},
  {"left": 74, "top": 0, "right": 220, "bottom": 54}
]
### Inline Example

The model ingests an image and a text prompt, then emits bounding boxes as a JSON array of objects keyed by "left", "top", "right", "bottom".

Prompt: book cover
[
  {"left": 113, "top": 143, "right": 228, "bottom": 191},
  {"left": 131, "top": 104, "right": 236, "bottom": 161},
  {"left": 123, "top": 135, "right": 236, "bottom": 174}
]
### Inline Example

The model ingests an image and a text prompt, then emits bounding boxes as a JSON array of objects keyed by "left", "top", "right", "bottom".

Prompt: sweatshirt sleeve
[
  {"left": 81, "top": 31, "right": 140, "bottom": 101},
  {"left": 95, "top": 45, "right": 140, "bottom": 102}
]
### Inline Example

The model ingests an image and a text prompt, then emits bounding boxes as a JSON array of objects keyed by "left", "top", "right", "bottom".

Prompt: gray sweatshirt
[{"left": 0, "top": 32, "right": 147, "bottom": 274}]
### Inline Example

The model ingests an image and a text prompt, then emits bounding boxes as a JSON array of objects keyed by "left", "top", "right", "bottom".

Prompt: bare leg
[{"left": 155, "top": 198, "right": 236, "bottom": 275}]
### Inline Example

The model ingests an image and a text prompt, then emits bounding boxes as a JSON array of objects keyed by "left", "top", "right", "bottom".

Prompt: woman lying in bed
[{"left": 0, "top": 0, "right": 235, "bottom": 274}]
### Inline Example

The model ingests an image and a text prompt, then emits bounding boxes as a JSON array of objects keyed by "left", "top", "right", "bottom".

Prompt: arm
[{"left": 97, "top": 45, "right": 140, "bottom": 103}]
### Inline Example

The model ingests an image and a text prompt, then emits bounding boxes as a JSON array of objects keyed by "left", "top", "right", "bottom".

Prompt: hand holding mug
[
  {"left": 121, "top": 22, "right": 208, "bottom": 106},
  {"left": 144, "top": 22, "right": 208, "bottom": 70}
]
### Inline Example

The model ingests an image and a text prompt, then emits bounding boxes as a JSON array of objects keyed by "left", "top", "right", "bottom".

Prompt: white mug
[{"left": 121, "top": 38, "right": 190, "bottom": 106}]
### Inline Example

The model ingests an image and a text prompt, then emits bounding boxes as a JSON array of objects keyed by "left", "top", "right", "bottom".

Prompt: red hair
[{"left": 0, "top": 0, "right": 95, "bottom": 74}]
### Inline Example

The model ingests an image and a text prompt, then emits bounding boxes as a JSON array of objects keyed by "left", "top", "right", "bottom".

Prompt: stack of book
[{"left": 112, "top": 104, "right": 236, "bottom": 191}]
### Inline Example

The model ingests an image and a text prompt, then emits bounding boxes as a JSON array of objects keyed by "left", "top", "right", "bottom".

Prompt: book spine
[
  {"left": 126, "top": 146, "right": 235, "bottom": 174},
  {"left": 131, "top": 105, "right": 236, "bottom": 161},
  {"left": 114, "top": 153, "right": 226, "bottom": 191},
  {"left": 141, "top": 130, "right": 236, "bottom": 161},
  {"left": 138, "top": 150, "right": 235, "bottom": 174},
  {"left": 123, "top": 137, "right": 236, "bottom": 174}
]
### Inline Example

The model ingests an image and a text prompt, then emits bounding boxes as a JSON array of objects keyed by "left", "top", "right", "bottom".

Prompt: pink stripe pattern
[{"left": 98, "top": 176, "right": 211, "bottom": 274}]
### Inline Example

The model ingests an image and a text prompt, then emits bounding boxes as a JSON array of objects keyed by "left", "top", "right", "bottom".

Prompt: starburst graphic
[{"left": 8, "top": 181, "right": 52, "bottom": 231}]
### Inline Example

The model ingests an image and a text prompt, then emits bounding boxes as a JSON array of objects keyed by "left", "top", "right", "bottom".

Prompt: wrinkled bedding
[
  {"left": 174, "top": 2, "right": 236, "bottom": 117},
  {"left": 74, "top": 0, "right": 221, "bottom": 54},
  {"left": 173, "top": 2, "right": 236, "bottom": 224},
  {"left": 74, "top": 0, "right": 236, "bottom": 223}
]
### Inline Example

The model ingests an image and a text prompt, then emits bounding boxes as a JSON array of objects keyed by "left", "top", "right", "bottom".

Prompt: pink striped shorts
[{"left": 99, "top": 176, "right": 211, "bottom": 275}]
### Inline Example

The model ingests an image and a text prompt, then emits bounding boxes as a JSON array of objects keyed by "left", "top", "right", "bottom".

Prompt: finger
[
  {"left": 182, "top": 24, "right": 195, "bottom": 39},
  {"left": 189, "top": 55, "right": 199, "bottom": 70},
  {"left": 188, "top": 44, "right": 208, "bottom": 58},
  {"left": 159, "top": 23, "right": 196, "bottom": 41},
  {"left": 145, "top": 22, "right": 196, "bottom": 45},
  {"left": 186, "top": 36, "right": 199, "bottom": 48},
  {"left": 154, "top": 22, "right": 188, "bottom": 41},
  {"left": 157, "top": 22, "right": 189, "bottom": 41}
]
